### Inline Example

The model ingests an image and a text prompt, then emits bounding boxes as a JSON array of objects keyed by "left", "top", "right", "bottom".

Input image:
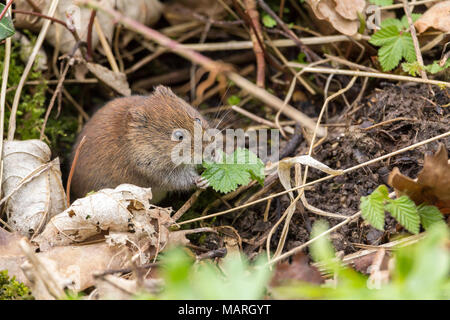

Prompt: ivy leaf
[
  {"left": 0, "top": 3, "right": 15, "bottom": 41},
  {"left": 202, "top": 148, "right": 265, "bottom": 193},
  {"left": 417, "top": 204, "right": 444, "bottom": 230},
  {"left": 360, "top": 185, "right": 389, "bottom": 231},
  {"left": 262, "top": 13, "right": 277, "bottom": 28},
  {"left": 369, "top": 0, "right": 393, "bottom": 6},
  {"left": 385, "top": 196, "right": 420, "bottom": 234}
]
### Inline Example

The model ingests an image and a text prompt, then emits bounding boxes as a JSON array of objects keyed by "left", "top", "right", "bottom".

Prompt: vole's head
[{"left": 126, "top": 86, "right": 212, "bottom": 179}]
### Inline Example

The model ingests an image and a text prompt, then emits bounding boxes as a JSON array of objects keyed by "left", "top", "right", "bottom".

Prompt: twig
[
  {"left": 402, "top": 0, "right": 430, "bottom": 89},
  {"left": 40, "top": 58, "right": 73, "bottom": 140},
  {"left": 94, "top": 16, "right": 120, "bottom": 73},
  {"left": 177, "top": 130, "right": 450, "bottom": 226},
  {"left": 0, "top": 4, "right": 12, "bottom": 199},
  {"left": 181, "top": 35, "right": 370, "bottom": 51},
  {"left": 171, "top": 189, "right": 203, "bottom": 222},
  {"left": 7, "top": 0, "right": 60, "bottom": 141},
  {"left": 243, "top": 0, "right": 265, "bottom": 87},
  {"left": 66, "top": 135, "right": 87, "bottom": 206},
  {"left": 286, "top": 63, "right": 450, "bottom": 88},
  {"left": 362, "top": 117, "right": 417, "bottom": 131},
  {"left": 257, "top": 0, "right": 320, "bottom": 61},
  {"left": 86, "top": 9, "right": 96, "bottom": 61}
]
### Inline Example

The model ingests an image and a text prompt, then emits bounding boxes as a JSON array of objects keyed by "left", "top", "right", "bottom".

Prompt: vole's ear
[{"left": 153, "top": 85, "right": 177, "bottom": 98}]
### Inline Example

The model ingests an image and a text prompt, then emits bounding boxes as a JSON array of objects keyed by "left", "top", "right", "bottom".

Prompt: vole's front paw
[{"left": 195, "top": 176, "right": 210, "bottom": 189}]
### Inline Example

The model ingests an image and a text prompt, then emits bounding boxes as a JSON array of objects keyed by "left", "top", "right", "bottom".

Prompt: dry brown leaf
[
  {"left": 388, "top": 144, "right": 450, "bottom": 211},
  {"left": 2, "top": 140, "right": 67, "bottom": 237},
  {"left": 306, "top": 0, "right": 364, "bottom": 36},
  {"left": 0, "top": 228, "right": 28, "bottom": 285},
  {"left": 86, "top": 62, "right": 131, "bottom": 96},
  {"left": 32, "top": 184, "right": 172, "bottom": 258},
  {"left": 334, "top": 0, "right": 366, "bottom": 20},
  {"left": 14, "top": 0, "right": 162, "bottom": 54},
  {"left": 414, "top": 1, "right": 450, "bottom": 33}
]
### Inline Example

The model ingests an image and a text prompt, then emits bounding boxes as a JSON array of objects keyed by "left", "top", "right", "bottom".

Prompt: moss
[
  {"left": 0, "top": 33, "right": 78, "bottom": 155},
  {"left": 0, "top": 270, "right": 34, "bottom": 300}
]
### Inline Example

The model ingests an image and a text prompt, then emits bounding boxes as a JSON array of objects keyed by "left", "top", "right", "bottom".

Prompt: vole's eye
[
  {"left": 195, "top": 118, "right": 202, "bottom": 125},
  {"left": 172, "top": 130, "right": 185, "bottom": 141}
]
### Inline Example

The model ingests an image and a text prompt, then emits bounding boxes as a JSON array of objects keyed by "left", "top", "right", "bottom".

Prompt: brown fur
[{"left": 70, "top": 86, "right": 210, "bottom": 202}]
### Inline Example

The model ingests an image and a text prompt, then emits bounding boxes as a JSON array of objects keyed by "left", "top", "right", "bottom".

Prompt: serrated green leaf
[
  {"left": 401, "top": 34, "right": 416, "bottom": 62},
  {"left": 386, "top": 196, "right": 420, "bottom": 234},
  {"left": 262, "top": 13, "right": 277, "bottom": 28},
  {"left": 378, "top": 40, "right": 403, "bottom": 71},
  {"left": 369, "top": 0, "right": 393, "bottom": 6},
  {"left": 402, "top": 61, "right": 423, "bottom": 76},
  {"left": 380, "top": 19, "right": 403, "bottom": 30},
  {"left": 417, "top": 204, "right": 444, "bottom": 230},
  {"left": 370, "top": 25, "right": 400, "bottom": 46},
  {"left": 0, "top": 4, "right": 15, "bottom": 41},
  {"left": 360, "top": 185, "right": 389, "bottom": 231},
  {"left": 424, "top": 60, "right": 450, "bottom": 74},
  {"left": 401, "top": 14, "right": 422, "bottom": 29},
  {"left": 202, "top": 148, "right": 265, "bottom": 193}
]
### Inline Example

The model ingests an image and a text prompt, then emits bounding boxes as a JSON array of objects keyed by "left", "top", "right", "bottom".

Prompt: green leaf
[
  {"left": 360, "top": 185, "right": 389, "bottom": 231},
  {"left": 227, "top": 95, "right": 241, "bottom": 105},
  {"left": 401, "top": 34, "right": 416, "bottom": 62},
  {"left": 417, "top": 204, "right": 444, "bottom": 230},
  {"left": 385, "top": 196, "right": 420, "bottom": 234},
  {"left": 380, "top": 19, "right": 403, "bottom": 30},
  {"left": 262, "top": 13, "right": 277, "bottom": 28},
  {"left": 369, "top": 0, "right": 393, "bottom": 6},
  {"left": 369, "top": 25, "right": 400, "bottom": 46},
  {"left": 401, "top": 14, "right": 422, "bottom": 29},
  {"left": 424, "top": 60, "right": 450, "bottom": 74},
  {"left": 402, "top": 61, "right": 423, "bottom": 76},
  {"left": 0, "top": 3, "right": 15, "bottom": 41},
  {"left": 202, "top": 148, "right": 265, "bottom": 193}
]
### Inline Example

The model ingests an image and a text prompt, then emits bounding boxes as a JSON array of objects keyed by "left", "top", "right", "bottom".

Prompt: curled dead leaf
[
  {"left": 1, "top": 140, "right": 67, "bottom": 237},
  {"left": 388, "top": 144, "right": 450, "bottom": 212},
  {"left": 306, "top": 0, "right": 365, "bottom": 36},
  {"left": 86, "top": 62, "right": 131, "bottom": 96},
  {"left": 414, "top": 1, "right": 450, "bottom": 33}
]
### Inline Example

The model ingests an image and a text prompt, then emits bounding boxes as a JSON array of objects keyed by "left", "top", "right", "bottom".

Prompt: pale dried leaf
[
  {"left": 86, "top": 62, "right": 131, "bottom": 96},
  {"left": 415, "top": 1, "right": 450, "bottom": 33},
  {"left": 14, "top": 0, "right": 163, "bottom": 54},
  {"left": 33, "top": 184, "right": 173, "bottom": 265},
  {"left": 2, "top": 140, "right": 66, "bottom": 237},
  {"left": 307, "top": 0, "right": 360, "bottom": 35},
  {"left": 334, "top": 0, "right": 366, "bottom": 20}
]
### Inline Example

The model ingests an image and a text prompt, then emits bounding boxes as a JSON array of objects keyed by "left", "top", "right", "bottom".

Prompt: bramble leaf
[
  {"left": 417, "top": 204, "right": 444, "bottom": 230},
  {"left": 386, "top": 196, "right": 420, "bottom": 234},
  {"left": 262, "top": 14, "right": 277, "bottom": 28},
  {"left": 202, "top": 148, "right": 265, "bottom": 193},
  {"left": 360, "top": 185, "right": 389, "bottom": 231}
]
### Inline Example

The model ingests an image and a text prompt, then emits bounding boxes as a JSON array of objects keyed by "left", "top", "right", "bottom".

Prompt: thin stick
[
  {"left": 7, "top": 0, "right": 60, "bottom": 141},
  {"left": 171, "top": 189, "right": 203, "bottom": 222},
  {"left": 0, "top": 4, "right": 12, "bottom": 199},
  {"left": 177, "top": 130, "right": 450, "bottom": 226},
  {"left": 362, "top": 117, "right": 417, "bottom": 131},
  {"left": 286, "top": 63, "right": 450, "bottom": 88},
  {"left": 66, "top": 136, "right": 86, "bottom": 206},
  {"left": 86, "top": 9, "right": 96, "bottom": 61},
  {"left": 40, "top": 59, "right": 72, "bottom": 140},
  {"left": 402, "top": 0, "right": 429, "bottom": 84},
  {"left": 94, "top": 16, "right": 120, "bottom": 73},
  {"left": 182, "top": 35, "right": 369, "bottom": 51}
]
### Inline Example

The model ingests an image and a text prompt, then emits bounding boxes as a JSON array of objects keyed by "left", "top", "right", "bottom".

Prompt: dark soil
[{"left": 195, "top": 83, "right": 450, "bottom": 257}]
